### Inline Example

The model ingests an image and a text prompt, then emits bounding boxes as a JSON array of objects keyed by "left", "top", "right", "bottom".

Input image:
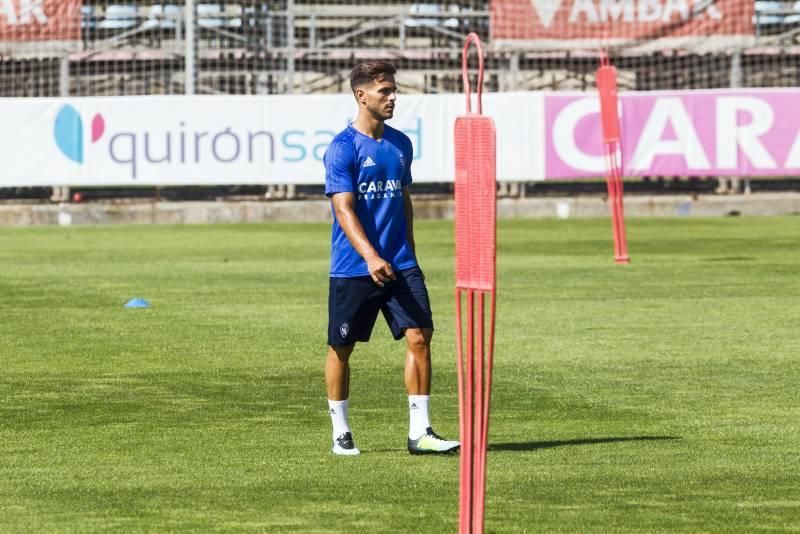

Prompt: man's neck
[{"left": 352, "top": 113, "right": 385, "bottom": 140}]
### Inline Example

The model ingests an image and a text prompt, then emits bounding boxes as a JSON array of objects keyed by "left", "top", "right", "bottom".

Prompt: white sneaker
[
  {"left": 407, "top": 427, "right": 460, "bottom": 455},
  {"left": 331, "top": 432, "right": 361, "bottom": 456}
]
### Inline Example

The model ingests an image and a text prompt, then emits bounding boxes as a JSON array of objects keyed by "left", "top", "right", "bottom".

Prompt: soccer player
[{"left": 323, "top": 60, "right": 460, "bottom": 456}]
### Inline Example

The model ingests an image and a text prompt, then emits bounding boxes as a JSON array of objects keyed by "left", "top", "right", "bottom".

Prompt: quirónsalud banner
[{"left": 1, "top": 89, "right": 800, "bottom": 186}]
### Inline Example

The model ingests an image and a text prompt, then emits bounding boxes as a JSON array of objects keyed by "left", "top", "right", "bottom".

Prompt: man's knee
[
  {"left": 329, "top": 344, "right": 355, "bottom": 362},
  {"left": 405, "top": 328, "right": 432, "bottom": 354}
]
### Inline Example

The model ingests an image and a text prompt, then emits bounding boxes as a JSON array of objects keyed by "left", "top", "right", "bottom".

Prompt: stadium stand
[
  {"left": 2, "top": 0, "right": 800, "bottom": 98},
  {"left": 754, "top": 0, "right": 800, "bottom": 35}
]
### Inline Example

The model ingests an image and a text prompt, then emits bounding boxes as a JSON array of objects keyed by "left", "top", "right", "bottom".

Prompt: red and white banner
[
  {"left": 0, "top": 0, "right": 81, "bottom": 41},
  {"left": 492, "top": 0, "right": 753, "bottom": 49}
]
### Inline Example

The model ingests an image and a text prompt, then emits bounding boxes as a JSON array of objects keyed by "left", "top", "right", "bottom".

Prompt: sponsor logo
[
  {"left": 362, "top": 156, "right": 376, "bottom": 167},
  {"left": 530, "top": 0, "right": 561, "bottom": 27},
  {"left": 48, "top": 107, "right": 423, "bottom": 181},
  {"left": 529, "top": 0, "right": 723, "bottom": 28},
  {"left": 492, "top": 0, "right": 749, "bottom": 41},
  {"left": 545, "top": 94, "right": 800, "bottom": 177},
  {"left": 356, "top": 178, "right": 404, "bottom": 200},
  {"left": 53, "top": 104, "right": 105, "bottom": 164},
  {"left": 51, "top": 104, "right": 344, "bottom": 178}
]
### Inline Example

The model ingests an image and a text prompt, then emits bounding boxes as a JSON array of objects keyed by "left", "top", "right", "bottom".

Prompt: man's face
[{"left": 357, "top": 74, "right": 397, "bottom": 120}]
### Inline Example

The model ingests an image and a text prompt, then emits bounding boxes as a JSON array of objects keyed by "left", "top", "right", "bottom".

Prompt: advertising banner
[
  {"left": 0, "top": 0, "right": 81, "bottom": 41},
  {"left": 492, "top": 0, "right": 754, "bottom": 50},
  {"left": 544, "top": 89, "right": 800, "bottom": 178},
  {"left": 3, "top": 89, "right": 800, "bottom": 186},
  {"left": 0, "top": 93, "right": 545, "bottom": 186}
]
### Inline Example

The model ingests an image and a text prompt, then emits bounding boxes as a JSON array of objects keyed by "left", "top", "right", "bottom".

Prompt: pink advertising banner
[{"left": 545, "top": 89, "right": 800, "bottom": 179}]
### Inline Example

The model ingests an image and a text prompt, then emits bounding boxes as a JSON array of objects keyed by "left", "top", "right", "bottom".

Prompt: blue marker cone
[{"left": 124, "top": 298, "right": 151, "bottom": 309}]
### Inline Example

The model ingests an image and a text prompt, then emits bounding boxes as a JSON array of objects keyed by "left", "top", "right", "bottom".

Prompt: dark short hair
[{"left": 349, "top": 61, "right": 397, "bottom": 93}]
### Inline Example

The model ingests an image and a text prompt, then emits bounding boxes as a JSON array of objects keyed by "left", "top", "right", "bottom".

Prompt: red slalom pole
[
  {"left": 476, "top": 292, "right": 495, "bottom": 526},
  {"left": 454, "top": 32, "right": 497, "bottom": 534},
  {"left": 606, "top": 143, "right": 629, "bottom": 262},
  {"left": 597, "top": 49, "right": 630, "bottom": 264},
  {"left": 464, "top": 289, "right": 475, "bottom": 531},
  {"left": 455, "top": 289, "right": 470, "bottom": 534},
  {"left": 472, "top": 291, "right": 485, "bottom": 533}
]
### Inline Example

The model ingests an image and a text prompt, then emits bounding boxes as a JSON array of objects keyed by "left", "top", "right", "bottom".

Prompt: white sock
[
  {"left": 328, "top": 399, "right": 351, "bottom": 440},
  {"left": 408, "top": 395, "right": 431, "bottom": 439}
]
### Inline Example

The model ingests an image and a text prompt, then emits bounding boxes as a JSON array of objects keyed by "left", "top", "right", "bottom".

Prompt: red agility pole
[
  {"left": 454, "top": 32, "right": 497, "bottom": 534},
  {"left": 597, "top": 48, "right": 631, "bottom": 264}
]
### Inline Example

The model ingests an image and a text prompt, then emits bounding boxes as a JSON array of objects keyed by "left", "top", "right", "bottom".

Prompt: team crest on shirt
[{"left": 340, "top": 322, "right": 350, "bottom": 338}]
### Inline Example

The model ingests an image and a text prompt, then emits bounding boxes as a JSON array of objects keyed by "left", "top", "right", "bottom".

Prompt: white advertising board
[{"left": 0, "top": 93, "right": 545, "bottom": 186}]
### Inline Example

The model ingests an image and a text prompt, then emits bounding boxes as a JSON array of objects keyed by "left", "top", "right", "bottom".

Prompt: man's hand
[{"left": 366, "top": 254, "right": 396, "bottom": 287}]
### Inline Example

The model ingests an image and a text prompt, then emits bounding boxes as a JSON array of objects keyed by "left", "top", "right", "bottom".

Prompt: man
[{"left": 323, "top": 60, "right": 460, "bottom": 456}]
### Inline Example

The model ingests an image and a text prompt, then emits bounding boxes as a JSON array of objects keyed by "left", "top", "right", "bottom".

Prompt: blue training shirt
[{"left": 324, "top": 124, "right": 417, "bottom": 278}]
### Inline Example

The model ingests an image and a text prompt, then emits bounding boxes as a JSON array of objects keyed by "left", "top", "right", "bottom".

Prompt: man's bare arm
[
  {"left": 402, "top": 186, "right": 416, "bottom": 258},
  {"left": 331, "top": 192, "right": 396, "bottom": 287}
]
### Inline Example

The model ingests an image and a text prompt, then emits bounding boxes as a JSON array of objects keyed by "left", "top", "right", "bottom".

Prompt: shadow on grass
[
  {"left": 489, "top": 436, "right": 680, "bottom": 452},
  {"left": 703, "top": 256, "right": 756, "bottom": 262},
  {"left": 367, "top": 436, "right": 679, "bottom": 454}
]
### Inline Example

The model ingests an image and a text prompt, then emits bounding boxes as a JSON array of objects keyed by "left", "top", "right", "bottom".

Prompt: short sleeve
[
  {"left": 401, "top": 137, "right": 413, "bottom": 187},
  {"left": 324, "top": 140, "right": 356, "bottom": 197}
]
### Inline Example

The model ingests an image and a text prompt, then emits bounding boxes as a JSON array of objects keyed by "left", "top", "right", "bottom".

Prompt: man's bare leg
[
  {"left": 404, "top": 328, "right": 459, "bottom": 454},
  {"left": 404, "top": 328, "right": 432, "bottom": 396},
  {"left": 326, "top": 344, "right": 354, "bottom": 400}
]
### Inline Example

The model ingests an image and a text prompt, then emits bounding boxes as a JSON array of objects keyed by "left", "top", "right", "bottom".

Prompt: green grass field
[{"left": 2, "top": 217, "right": 799, "bottom": 532}]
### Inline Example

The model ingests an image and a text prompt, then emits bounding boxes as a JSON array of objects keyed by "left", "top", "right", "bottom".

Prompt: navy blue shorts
[{"left": 328, "top": 266, "right": 434, "bottom": 346}]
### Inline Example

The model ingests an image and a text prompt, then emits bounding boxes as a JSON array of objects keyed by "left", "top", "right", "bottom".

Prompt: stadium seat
[
  {"left": 243, "top": 4, "right": 269, "bottom": 28},
  {"left": 97, "top": 5, "right": 140, "bottom": 31},
  {"left": 226, "top": 5, "right": 243, "bottom": 29},
  {"left": 81, "top": 5, "right": 98, "bottom": 31},
  {"left": 143, "top": 4, "right": 182, "bottom": 31},
  {"left": 789, "top": 1, "right": 800, "bottom": 25},
  {"left": 197, "top": 3, "right": 225, "bottom": 28},
  {"left": 405, "top": 3, "right": 459, "bottom": 29},
  {"left": 754, "top": 1, "right": 799, "bottom": 35}
]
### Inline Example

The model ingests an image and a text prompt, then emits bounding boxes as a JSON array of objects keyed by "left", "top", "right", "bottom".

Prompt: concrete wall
[{"left": 2, "top": 193, "right": 800, "bottom": 226}]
